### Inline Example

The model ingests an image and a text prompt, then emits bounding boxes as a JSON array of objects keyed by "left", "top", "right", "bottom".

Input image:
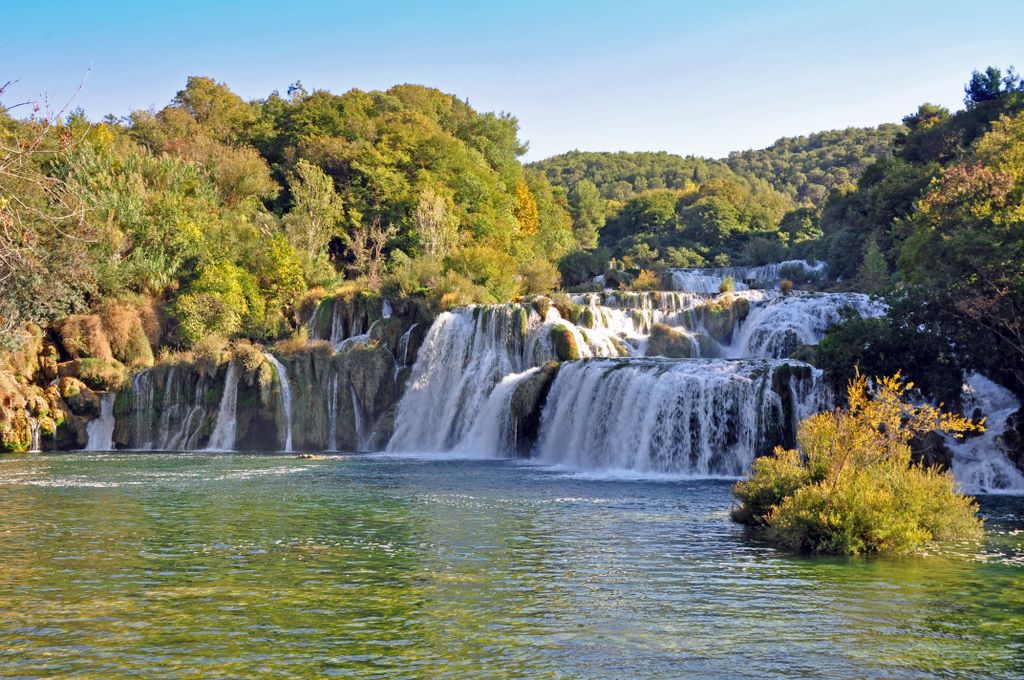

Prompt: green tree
[
  {"left": 173, "top": 76, "right": 255, "bottom": 143},
  {"left": 567, "top": 179, "right": 605, "bottom": 250},
  {"left": 856, "top": 236, "right": 889, "bottom": 294},
  {"left": 283, "top": 159, "right": 344, "bottom": 282}
]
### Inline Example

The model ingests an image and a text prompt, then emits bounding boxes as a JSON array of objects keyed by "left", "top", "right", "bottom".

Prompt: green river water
[{"left": 1, "top": 452, "right": 1022, "bottom": 679}]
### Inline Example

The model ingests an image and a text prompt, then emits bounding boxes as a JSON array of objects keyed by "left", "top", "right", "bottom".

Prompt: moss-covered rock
[
  {"left": 509, "top": 361, "right": 559, "bottom": 456},
  {"left": 646, "top": 323, "right": 695, "bottom": 358},
  {"left": 550, "top": 324, "right": 582, "bottom": 361},
  {"left": 697, "top": 295, "right": 751, "bottom": 345},
  {"left": 59, "top": 377, "right": 99, "bottom": 416},
  {"left": 59, "top": 358, "right": 129, "bottom": 392},
  {"left": 99, "top": 300, "right": 155, "bottom": 368},
  {"left": 532, "top": 296, "right": 551, "bottom": 320}
]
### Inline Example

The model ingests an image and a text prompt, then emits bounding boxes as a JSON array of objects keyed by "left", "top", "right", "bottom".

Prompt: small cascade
[
  {"left": 205, "top": 362, "right": 239, "bottom": 452},
  {"left": 128, "top": 370, "right": 155, "bottom": 448},
  {"left": 667, "top": 259, "right": 826, "bottom": 293},
  {"left": 382, "top": 299, "right": 393, "bottom": 318},
  {"left": 350, "top": 384, "right": 370, "bottom": 452},
  {"left": 669, "top": 271, "right": 751, "bottom": 294},
  {"left": 28, "top": 418, "right": 41, "bottom": 453},
  {"left": 727, "top": 292, "right": 885, "bottom": 358},
  {"left": 947, "top": 374, "right": 1024, "bottom": 494},
  {"left": 327, "top": 372, "right": 339, "bottom": 452},
  {"left": 85, "top": 393, "right": 116, "bottom": 451},
  {"left": 120, "top": 366, "right": 211, "bottom": 450},
  {"left": 533, "top": 358, "right": 826, "bottom": 475},
  {"left": 265, "top": 354, "right": 293, "bottom": 452}
]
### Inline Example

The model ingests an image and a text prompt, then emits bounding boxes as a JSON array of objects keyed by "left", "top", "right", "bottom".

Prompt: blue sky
[{"left": 3, "top": 1, "right": 1021, "bottom": 160}]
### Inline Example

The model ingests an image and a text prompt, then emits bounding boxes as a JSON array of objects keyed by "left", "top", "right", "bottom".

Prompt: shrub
[
  {"left": 632, "top": 269, "right": 659, "bottom": 291},
  {"left": 75, "top": 358, "right": 129, "bottom": 391},
  {"left": 780, "top": 279, "right": 794, "bottom": 295},
  {"left": 732, "top": 372, "right": 984, "bottom": 555},
  {"left": 191, "top": 334, "right": 229, "bottom": 378},
  {"left": 99, "top": 300, "right": 154, "bottom": 368},
  {"left": 719, "top": 275, "right": 736, "bottom": 293},
  {"left": 518, "top": 258, "right": 561, "bottom": 295},
  {"left": 59, "top": 315, "right": 113, "bottom": 361},
  {"left": 230, "top": 339, "right": 266, "bottom": 376}
]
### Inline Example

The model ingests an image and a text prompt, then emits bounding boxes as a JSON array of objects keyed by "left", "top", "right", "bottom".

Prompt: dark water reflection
[{"left": 0, "top": 452, "right": 1022, "bottom": 678}]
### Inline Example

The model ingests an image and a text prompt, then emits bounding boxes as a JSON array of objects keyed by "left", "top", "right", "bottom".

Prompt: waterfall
[
  {"left": 119, "top": 366, "right": 211, "bottom": 450},
  {"left": 129, "top": 370, "right": 155, "bottom": 448},
  {"left": 453, "top": 368, "right": 540, "bottom": 457},
  {"left": 28, "top": 418, "right": 41, "bottom": 453},
  {"left": 85, "top": 393, "right": 116, "bottom": 451},
  {"left": 205, "top": 362, "right": 239, "bottom": 452},
  {"left": 533, "top": 358, "right": 826, "bottom": 476},
  {"left": 397, "top": 323, "right": 419, "bottom": 368},
  {"left": 666, "top": 260, "right": 826, "bottom": 293},
  {"left": 947, "top": 374, "right": 1024, "bottom": 494},
  {"left": 669, "top": 271, "right": 751, "bottom": 294},
  {"left": 387, "top": 306, "right": 540, "bottom": 452},
  {"left": 726, "top": 292, "right": 885, "bottom": 358},
  {"left": 327, "top": 372, "right": 339, "bottom": 452},
  {"left": 349, "top": 384, "right": 373, "bottom": 452},
  {"left": 265, "top": 354, "right": 293, "bottom": 452}
]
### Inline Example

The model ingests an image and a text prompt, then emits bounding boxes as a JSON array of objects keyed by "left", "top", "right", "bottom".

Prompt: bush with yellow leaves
[{"left": 732, "top": 372, "right": 984, "bottom": 555}]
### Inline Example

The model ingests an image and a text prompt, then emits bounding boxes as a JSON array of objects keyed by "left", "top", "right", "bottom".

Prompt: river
[{"left": 1, "top": 452, "right": 1022, "bottom": 678}]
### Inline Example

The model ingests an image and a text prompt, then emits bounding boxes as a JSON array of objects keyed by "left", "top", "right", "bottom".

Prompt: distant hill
[
  {"left": 528, "top": 151, "right": 737, "bottom": 203},
  {"left": 725, "top": 124, "right": 905, "bottom": 206},
  {"left": 531, "top": 124, "right": 904, "bottom": 208}
]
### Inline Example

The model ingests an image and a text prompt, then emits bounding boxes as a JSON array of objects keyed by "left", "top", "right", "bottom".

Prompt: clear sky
[{"left": 3, "top": 0, "right": 1021, "bottom": 161}]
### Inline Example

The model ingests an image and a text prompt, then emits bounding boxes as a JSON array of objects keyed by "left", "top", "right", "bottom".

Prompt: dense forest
[{"left": 530, "top": 125, "right": 902, "bottom": 278}]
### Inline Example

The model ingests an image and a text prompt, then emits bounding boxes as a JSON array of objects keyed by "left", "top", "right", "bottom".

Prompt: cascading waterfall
[
  {"left": 947, "top": 374, "right": 1024, "bottom": 494},
  {"left": 205, "top": 362, "right": 239, "bottom": 452},
  {"left": 85, "top": 393, "right": 116, "bottom": 451},
  {"left": 667, "top": 259, "right": 826, "bottom": 293},
  {"left": 387, "top": 305, "right": 543, "bottom": 452},
  {"left": 533, "top": 358, "right": 825, "bottom": 475},
  {"left": 453, "top": 368, "right": 540, "bottom": 457},
  {"left": 669, "top": 271, "right": 751, "bottom": 294},
  {"left": 119, "top": 367, "right": 210, "bottom": 450},
  {"left": 89, "top": 255, "right": 1024, "bottom": 490},
  {"left": 265, "top": 354, "right": 293, "bottom": 452},
  {"left": 128, "top": 370, "right": 155, "bottom": 448},
  {"left": 727, "top": 292, "right": 886, "bottom": 358}
]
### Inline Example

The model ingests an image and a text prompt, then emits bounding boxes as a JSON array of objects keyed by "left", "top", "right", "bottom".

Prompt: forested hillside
[
  {"left": 1, "top": 78, "right": 578, "bottom": 355},
  {"left": 724, "top": 125, "right": 904, "bottom": 206}
]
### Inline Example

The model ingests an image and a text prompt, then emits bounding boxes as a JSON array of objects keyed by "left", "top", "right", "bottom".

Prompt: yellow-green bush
[
  {"left": 59, "top": 315, "right": 114, "bottom": 361},
  {"left": 99, "top": 300, "right": 155, "bottom": 368},
  {"left": 732, "top": 373, "right": 984, "bottom": 555},
  {"left": 74, "top": 358, "right": 129, "bottom": 392}
]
